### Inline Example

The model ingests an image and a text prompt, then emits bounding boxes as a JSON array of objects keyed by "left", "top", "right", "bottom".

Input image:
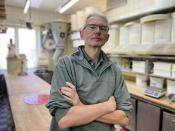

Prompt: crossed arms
[{"left": 58, "top": 82, "right": 129, "bottom": 130}]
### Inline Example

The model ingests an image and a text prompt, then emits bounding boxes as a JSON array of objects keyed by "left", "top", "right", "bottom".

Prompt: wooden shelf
[
  {"left": 110, "top": 5, "right": 175, "bottom": 24},
  {"left": 109, "top": 54, "right": 175, "bottom": 61},
  {"left": 149, "top": 74, "right": 175, "bottom": 81}
]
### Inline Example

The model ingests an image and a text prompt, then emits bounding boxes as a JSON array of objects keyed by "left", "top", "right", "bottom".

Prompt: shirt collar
[{"left": 81, "top": 46, "right": 104, "bottom": 64}]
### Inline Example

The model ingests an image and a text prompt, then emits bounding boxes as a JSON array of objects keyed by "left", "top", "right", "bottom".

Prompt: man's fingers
[
  {"left": 63, "top": 95, "right": 71, "bottom": 101},
  {"left": 61, "top": 88, "right": 72, "bottom": 98},
  {"left": 61, "top": 87, "right": 72, "bottom": 92},
  {"left": 66, "top": 82, "right": 76, "bottom": 90},
  {"left": 109, "top": 96, "right": 115, "bottom": 100},
  {"left": 108, "top": 96, "right": 116, "bottom": 102}
]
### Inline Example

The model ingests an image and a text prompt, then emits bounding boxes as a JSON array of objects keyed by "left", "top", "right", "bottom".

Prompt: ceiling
[{"left": 5, "top": 0, "right": 106, "bottom": 14}]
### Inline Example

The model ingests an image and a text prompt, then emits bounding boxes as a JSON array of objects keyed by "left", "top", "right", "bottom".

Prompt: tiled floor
[
  {"left": 0, "top": 74, "right": 13, "bottom": 131},
  {"left": 0, "top": 94, "right": 12, "bottom": 131}
]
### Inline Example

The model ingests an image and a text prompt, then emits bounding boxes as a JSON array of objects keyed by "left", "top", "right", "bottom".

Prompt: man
[{"left": 46, "top": 12, "right": 133, "bottom": 131}]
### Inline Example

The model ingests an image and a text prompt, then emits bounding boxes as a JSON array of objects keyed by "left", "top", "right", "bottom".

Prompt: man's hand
[
  {"left": 61, "top": 82, "right": 83, "bottom": 106},
  {"left": 105, "top": 96, "right": 117, "bottom": 112}
]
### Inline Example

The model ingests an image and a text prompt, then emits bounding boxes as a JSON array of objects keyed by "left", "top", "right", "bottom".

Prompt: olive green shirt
[
  {"left": 82, "top": 47, "right": 103, "bottom": 76},
  {"left": 46, "top": 46, "right": 133, "bottom": 131}
]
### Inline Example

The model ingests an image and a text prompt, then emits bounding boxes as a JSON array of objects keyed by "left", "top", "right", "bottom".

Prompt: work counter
[
  {"left": 5, "top": 74, "right": 51, "bottom": 131},
  {"left": 5, "top": 74, "right": 175, "bottom": 131},
  {"left": 126, "top": 80, "right": 175, "bottom": 111}
]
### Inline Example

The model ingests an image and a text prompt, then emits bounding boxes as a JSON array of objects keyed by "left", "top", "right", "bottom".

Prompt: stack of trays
[
  {"left": 132, "top": 60, "right": 145, "bottom": 73},
  {"left": 153, "top": 62, "right": 172, "bottom": 77}
]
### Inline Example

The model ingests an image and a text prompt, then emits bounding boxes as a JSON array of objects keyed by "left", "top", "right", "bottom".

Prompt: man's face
[{"left": 80, "top": 16, "right": 109, "bottom": 48}]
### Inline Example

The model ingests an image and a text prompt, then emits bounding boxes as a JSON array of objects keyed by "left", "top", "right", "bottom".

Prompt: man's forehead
[{"left": 86, "top": 16, "right": 107, "bottom": 25}]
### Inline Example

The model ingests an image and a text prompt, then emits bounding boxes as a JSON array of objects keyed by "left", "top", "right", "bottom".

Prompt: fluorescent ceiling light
[
  {"left": 58, "top": 0, "right": 79, "bottom": 14},
  {"left": 24, "top": 0, "right": 30, "bottom": 14}
]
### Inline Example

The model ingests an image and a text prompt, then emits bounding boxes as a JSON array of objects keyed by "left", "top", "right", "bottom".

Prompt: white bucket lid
[
  {"left": 124, "top": 21, "right": 139, "bottom": 27},
  {"left": 140, "top": 14, "right": 170, "bottom": 24},
  {"left": 110, "top": 24, "right": 120, "bottom": 29}
]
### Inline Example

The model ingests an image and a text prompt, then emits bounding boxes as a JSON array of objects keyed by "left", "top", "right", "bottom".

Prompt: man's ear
[
  {"left": 106, "top": 34, "right": 109, "bottom": 42},
  {"left": 80, "top": 30, "right": 84, "bottom": 40}
]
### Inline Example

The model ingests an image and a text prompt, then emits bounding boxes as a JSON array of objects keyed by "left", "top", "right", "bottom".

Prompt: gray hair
[{"left": 81, "top": 12, "right": 109, "bottom": 30}]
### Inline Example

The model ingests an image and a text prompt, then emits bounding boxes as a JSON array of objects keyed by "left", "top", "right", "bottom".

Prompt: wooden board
[
  {"left": 6, "top": 74, "right": 50, "bottom": 96},
  {"left": 5, "top": 74, "right": 51, "bottom": 131}
]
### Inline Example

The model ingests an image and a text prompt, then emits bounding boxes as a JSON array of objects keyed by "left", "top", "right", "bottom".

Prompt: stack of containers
[
  {"left": 140, "top": 15, "right": 156, "bottom": 44},
  {"left": 154, "top": 14, "right": 171, "bottom": 44},
  {"left": 172, "top": 64, "right": 175, "bottom": 78},
  {"left": 132, "top": 60, "right": 145, "bottom": 73},
  {"left": 167, "top": 79, "right": 175, "bottom": 95},
  {"left": 103, "top": 24, "right": 120, "bottom": 51},
  {"left": 167, "top": 80, "right": 175, "bottom": 95},
  {"left": 167, "top": 64, "right": 175, "bottom": 95},
  {"left": 125, "top": 21, "right": 141, "bottom": 45},
  {"left": 119, "top": 25, "right": 129, "bottom": 45},
  {"left": 119, "top": 21, "right": 141, "bottom": 45},
  {"left": 152, "top": 61, "right": 168, "bottom": 90},
  {"left": 140, "top": 14, "right": 171, "bottom": 44},
  {"left": 171, "top": 12, "right": 175, "bottom": 43},
  {"left": 153, "top": 62, "right": 172, "bottom": 77}
]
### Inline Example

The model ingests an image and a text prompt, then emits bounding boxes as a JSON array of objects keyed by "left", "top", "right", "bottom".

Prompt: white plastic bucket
[
  {"left": 119, "top": 26, "right": 129, "bottom": 45},
  {"left": 141, "top": 14, "right": 171, "bottom": 44},
  {"left": 105, "top": 24, "right": 120, "bottom": 48},
  {"left": 155, "top": 14, "right": 171, "bottom": 44},
  {"left": 171, "top": 12, "right": 175, "bottom": 43},
  {"left": 125, "top": 22, "right": 141, "bottom": 45}
]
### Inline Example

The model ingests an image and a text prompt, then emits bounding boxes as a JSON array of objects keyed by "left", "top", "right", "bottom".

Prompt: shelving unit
[
  {"left": 110, "top": 5, "right": 175, "bottom": 24},
  {"left": 107, "top": 5, "right": 175, "bottom": 131}
]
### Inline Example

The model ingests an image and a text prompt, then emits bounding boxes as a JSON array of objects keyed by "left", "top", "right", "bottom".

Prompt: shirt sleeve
[
  {"left": 113, "top": 65, "right": 133, "bottom": 117},
  {"left": 46, "top": 56, "right": 76, "bottom": 122}
]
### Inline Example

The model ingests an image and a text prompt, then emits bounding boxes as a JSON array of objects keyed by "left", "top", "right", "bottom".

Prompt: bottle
[{"left": 8, "top": 38, "right": 16, "bottom": 57}]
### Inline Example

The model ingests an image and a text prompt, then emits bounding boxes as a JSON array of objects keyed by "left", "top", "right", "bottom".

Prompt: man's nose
[{"left": 94, "top": 26, "right": 101, "bottom": 33}]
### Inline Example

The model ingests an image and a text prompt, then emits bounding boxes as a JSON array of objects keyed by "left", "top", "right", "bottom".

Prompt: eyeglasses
[{"left": 83, "top": 24, "right": 109, "bottom": 33}]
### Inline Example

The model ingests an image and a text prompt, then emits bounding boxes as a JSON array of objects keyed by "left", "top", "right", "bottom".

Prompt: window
[
  {"left": 18, "top": 28, "right": 38, "bottom": 68},
  {"left": 0, "top": 28, "right": 15, "bottom": 69},
  {"left": 0, "top": 27, "right": 39, "bottom": 70}
]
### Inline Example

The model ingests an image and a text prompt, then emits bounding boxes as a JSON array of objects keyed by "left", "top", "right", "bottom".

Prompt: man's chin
[
  {"left": 90, "top": 45, "right": 104, "bottom": 49},
  {"left": 92, "top": 42, "right": 105, "bottom": 47}
]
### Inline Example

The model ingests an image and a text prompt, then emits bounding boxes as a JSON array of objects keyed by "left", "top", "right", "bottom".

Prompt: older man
[{"left": 46, "top": 12, "right": 132, "bottom": 131}]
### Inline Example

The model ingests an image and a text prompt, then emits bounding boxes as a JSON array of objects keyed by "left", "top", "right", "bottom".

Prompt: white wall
[{"left": 1, "top": 6, "right": 69, "bottom": 27}]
